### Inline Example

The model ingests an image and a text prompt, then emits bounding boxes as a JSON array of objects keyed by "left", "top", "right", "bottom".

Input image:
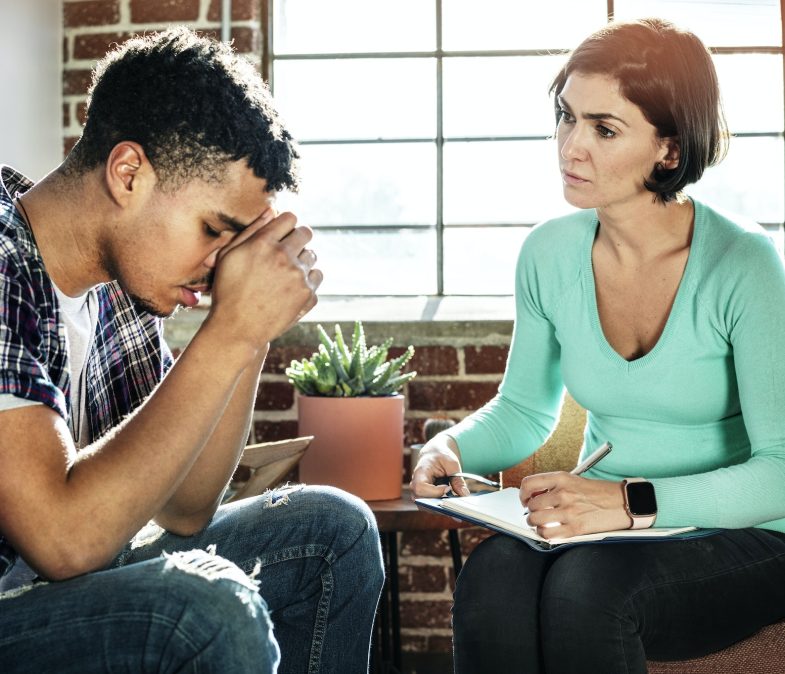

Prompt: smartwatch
[{"left": 622, "top": 478, "right": 657, "bottom": 529}]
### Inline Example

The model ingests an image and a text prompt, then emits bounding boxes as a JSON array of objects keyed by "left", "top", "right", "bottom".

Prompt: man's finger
[{"left": 298, "top": 248, "right": 317, "bottom": 269}]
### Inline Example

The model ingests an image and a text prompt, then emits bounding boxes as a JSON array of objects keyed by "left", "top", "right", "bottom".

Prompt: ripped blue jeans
[{"left": 0, "top": 485, "right": 385, "bottom": 673}]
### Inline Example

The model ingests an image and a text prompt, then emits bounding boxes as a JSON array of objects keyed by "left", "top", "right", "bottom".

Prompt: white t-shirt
[
  {"left": 0, "top": 283, "right": 98, "bottom": 591},
  {"left": 0, "top": 283, "right": 98, "bottom": 447}
]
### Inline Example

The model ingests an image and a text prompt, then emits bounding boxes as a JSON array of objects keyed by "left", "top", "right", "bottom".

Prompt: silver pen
[{"left": 570, "top": 441, "right": 613, "bottom": 476}]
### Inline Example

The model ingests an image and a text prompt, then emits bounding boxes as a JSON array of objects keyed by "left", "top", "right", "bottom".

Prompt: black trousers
[{"left": 452, "top": 528, "right": 785, "bottom": 674}]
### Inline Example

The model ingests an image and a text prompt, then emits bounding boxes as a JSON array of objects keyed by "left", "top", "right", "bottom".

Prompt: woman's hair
[
  {"left": 65, "top": 26, "right": 299, "bottom": 193},
  {"left": 550, "top": 18, "right": 728, "bottom": 203}
]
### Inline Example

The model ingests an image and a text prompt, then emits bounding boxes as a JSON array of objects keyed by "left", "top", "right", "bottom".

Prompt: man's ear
[
  {"left": 658, "top": 137, "right": 680, "bottom": 170},
  {"left": 105, "top": 142, "right": 154, "bottom": 207}
]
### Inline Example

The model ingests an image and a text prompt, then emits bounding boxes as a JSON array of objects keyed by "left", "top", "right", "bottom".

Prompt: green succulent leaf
[
  {"left": 287, "top": 321, "right": 416, "bottom": 397},
  {"left": 334, "top": 324, "right": 351, "bottom": 369}
]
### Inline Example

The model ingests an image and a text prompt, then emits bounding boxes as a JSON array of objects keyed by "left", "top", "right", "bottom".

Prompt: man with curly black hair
[{"left": 0, "top": 27, "right": 384, "bottom": 673}]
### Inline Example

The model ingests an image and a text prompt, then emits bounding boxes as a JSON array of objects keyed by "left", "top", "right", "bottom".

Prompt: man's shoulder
[{"left": 0, "top": 165, "right": 40, "bottom": 277}]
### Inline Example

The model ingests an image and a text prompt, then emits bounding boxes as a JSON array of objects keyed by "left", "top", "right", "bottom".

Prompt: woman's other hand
[
  {"left": 520, "top": 472, "right": 631, "bottom": 538},
  {"left": 410, "top": 434, "right": 471, "bottom": 499}
]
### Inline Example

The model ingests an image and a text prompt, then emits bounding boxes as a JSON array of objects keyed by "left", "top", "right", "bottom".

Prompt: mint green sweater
[{"left": 449, "top": 200, "right": 785, "bottom": 532}]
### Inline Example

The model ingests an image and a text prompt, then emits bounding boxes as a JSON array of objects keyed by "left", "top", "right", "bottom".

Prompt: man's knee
[
  {"left": 155, "top": 550, "right": 279, "bottom": 671},
  {"left": 294, "top": 486, "right": 384, "bottom": 574}
]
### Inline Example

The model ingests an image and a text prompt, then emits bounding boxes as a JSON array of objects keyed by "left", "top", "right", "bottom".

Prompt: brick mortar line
[
  {"left": 63, "top": 20, "right": 260, "bottom": 41},
  {"left": 456, "top": 347, "right": 466, "bottom": 376},
  {"left": 119, "top": 0, "right": 131, "bottom": 26},
  {"left": 251, "top": 410, "right": 296, "bottom": 422},
  {"left": 250, "top": 410, "right": 481, "bottom": 419},
  {"left": 394, "top": 554, "right": 461, "bottom": 564},
  {"left": 259, "top": 374, "right": 504, "bottom": 382},
  {"left": 401, "top": 628, "right": 453, "bottom": 636},
  {"left": 399, "top": 591, "right": 454, "bottom": 601},
  {"left": 275, "top": 337, "right": 513, "bottom": 348}
]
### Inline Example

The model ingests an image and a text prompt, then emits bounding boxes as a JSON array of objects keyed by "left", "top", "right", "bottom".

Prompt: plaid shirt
[{"left": 0, "top": 165, "right": 173, "bottom": 582}]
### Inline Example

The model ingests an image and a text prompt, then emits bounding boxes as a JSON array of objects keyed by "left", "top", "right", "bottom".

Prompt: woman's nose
[{"left": 560, "top": 125, "right": 587, "bottom": 161}]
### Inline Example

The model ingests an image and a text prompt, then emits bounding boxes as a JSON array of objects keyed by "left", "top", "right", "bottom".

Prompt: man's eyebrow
[
  {"left": 215, "top": 211, "right": 250, "bottom": 233},
  {"left": 557, "top": 95, "right": 629, "bottom": 127}
]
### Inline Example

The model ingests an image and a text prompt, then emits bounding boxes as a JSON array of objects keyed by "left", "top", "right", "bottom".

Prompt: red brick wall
[{"left": 62, "top": 0, "right": 263, "bottom": 155}]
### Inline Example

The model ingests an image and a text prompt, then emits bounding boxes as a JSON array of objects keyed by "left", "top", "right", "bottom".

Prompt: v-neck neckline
[{"left": 583, "top": 200, "right": 701, "bottom": 370}]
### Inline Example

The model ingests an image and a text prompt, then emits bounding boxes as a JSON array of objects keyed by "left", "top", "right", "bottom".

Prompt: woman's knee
[
  {"left": 454, "top": 535, "right": 550, "bottom": 631},
  {"left": 540, "top": 545, "right": 642, "bottom": 634},
  {"left": 453, "top": 536, "right": 553, "bottom": 672}
]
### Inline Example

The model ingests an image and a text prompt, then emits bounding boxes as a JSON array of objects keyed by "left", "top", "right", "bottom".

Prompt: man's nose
[{"left": 205, "top": 247, "right": 221, "bottom": 269}]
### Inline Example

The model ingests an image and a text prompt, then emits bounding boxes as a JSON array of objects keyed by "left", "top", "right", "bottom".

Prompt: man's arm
[
  {"left": 152, "top": 347, "right": 267, "bottom": 534},
  {"left": 0, "top": 326, "right": 258, "bottom": 581},
  {"left": 0, "top": 213, "right": 320, "bottom": 581}
]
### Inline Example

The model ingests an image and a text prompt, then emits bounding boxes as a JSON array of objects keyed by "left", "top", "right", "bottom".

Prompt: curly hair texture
[
  {"left": 66, "top": 26, "right": 299, "bottom": 193},
  {"left": 550, "top": 18, "right": 728, "bottom": 203}
]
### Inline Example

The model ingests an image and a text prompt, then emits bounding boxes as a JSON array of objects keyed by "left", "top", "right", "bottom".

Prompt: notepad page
[
  {"left": 439, "top": 487, "right": 547, "bottom": 541},
  {"left": 439, "top": 487, "right": 696, "bottom": 545}
]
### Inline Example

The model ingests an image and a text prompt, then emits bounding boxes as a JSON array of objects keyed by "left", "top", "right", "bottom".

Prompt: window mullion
[{"left": 436, "top": 0, "right": 444, "bottom": 296}]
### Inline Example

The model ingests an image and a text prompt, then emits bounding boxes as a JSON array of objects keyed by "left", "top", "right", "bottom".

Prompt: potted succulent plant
[{"left": 286, "top": 321, "right": 416, "bottom": 500}]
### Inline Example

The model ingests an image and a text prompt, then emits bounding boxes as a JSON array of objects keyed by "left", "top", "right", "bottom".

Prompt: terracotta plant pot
[{"left": 297, "top": 394, "right": 404, "bottom": 501}]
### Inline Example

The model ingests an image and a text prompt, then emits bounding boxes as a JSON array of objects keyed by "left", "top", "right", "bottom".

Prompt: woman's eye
[
  {"left": 204, "top": 224, "right": 221, "bottom": 238},
  {"left": 596, "top": 124, "right": 616, "bottom": 139},
  {"left": 558, "top": 108, "right": 575, "bottom": 123}
]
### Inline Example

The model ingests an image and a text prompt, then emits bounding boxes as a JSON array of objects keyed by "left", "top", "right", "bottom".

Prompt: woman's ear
[
  {"left": 659, "top": 138, "right": 681, "bottom": 170},
  {"left": 104, "top": 142, "right": 154, "bottom": 207}
]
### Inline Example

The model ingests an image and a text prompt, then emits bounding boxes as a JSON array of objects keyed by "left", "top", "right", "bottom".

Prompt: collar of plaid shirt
[{"left": 0, "top": 165, "right": 173, "bottom": 583}]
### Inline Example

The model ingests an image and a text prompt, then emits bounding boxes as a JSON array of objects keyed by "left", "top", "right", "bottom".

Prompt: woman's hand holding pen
[
  {"left": 410, "top": 434, "right": 471, "bottom": 499},
  {"left": 521, "top": 473, "right": 630, "bottom": 539}
]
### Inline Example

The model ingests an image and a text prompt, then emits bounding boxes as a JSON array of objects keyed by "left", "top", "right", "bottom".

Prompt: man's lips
[{"left": 180, "top": 285, "right": 210, "bottom": 307}]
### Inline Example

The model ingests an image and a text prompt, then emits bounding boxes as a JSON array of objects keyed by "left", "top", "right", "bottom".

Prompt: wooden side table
[{"left": 367, "top": 488, "right": 467, "bottom": 674}]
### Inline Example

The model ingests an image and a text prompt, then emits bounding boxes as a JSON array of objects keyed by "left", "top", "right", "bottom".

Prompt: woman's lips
[{"left": 562, "top": 170, "right": 589, "bottom": 185}]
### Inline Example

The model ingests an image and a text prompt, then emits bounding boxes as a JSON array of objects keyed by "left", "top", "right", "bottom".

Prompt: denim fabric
[
  {"left": 452, "top": 528, "right": 785, "bottom": 674},
  {"left": 0, "top": 485, "right": 384, "bottom": 673}
]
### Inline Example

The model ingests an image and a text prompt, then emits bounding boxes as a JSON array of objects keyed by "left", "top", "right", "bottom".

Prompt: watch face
[{"left": 627, "top": 481, "right": 657, "bottom": 516}]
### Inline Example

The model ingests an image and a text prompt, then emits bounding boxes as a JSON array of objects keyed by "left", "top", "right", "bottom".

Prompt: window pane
[
  {"left": 312, "top": 229, "right": 436, "bottom": 295},
  {"left": 686, "top": 136, "right": 784, "bottom": 223},
  {"left": 276, "top": 143, "right": 436, "bottom": 226},
  {"left": 272, "top": 0, "right": 435, "bottom": 54},
  {"left": 274, "top": 59, "right": 436, "bottom": 140},
  {"left": 614, "top": 0, "right": 781, "bottom": 47},
  {"left": 443, "top": 140, "right": 572, "bottom": 225},
  {"left": 714, "top": 54, "right": 784, "bottom": 134},
  {"left": 443, "top": 227, "right": 530, "bottom": 295},
  {"left": 443, "top": 55, "right": 567, "bottom": 138},
  {"left": 442, "top": 0, "right": 606, "bottom": 51}
]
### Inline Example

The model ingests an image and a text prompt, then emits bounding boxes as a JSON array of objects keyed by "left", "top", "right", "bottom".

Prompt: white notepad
[{"left": 417, "top": 487, "right": 698, "bottom": 551}]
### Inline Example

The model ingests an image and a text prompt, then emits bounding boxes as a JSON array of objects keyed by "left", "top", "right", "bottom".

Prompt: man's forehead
[
  {"left": 214, "top": 210, "right": 250, "bottom": 233},
  {"left": 212, "top": 194, "right": 276, "bottom": 232}
]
